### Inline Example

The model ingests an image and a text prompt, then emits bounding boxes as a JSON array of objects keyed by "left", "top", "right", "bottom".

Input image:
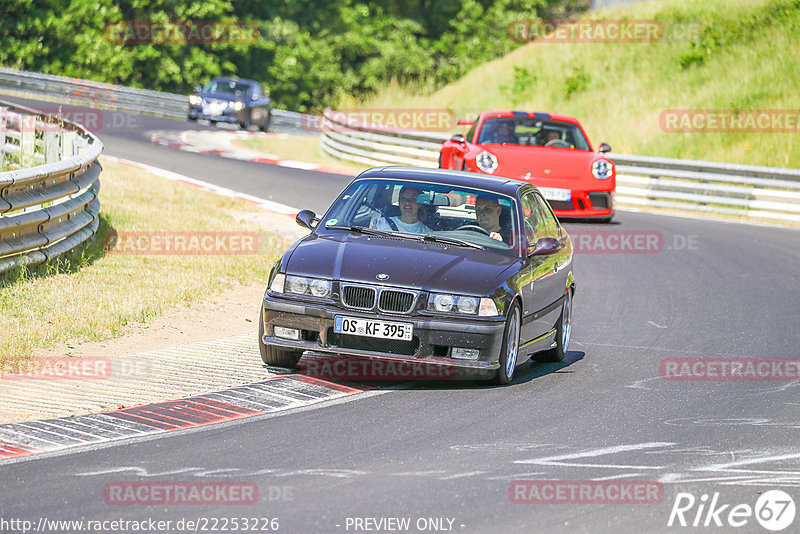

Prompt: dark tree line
[{"left": 0, "top": 0, "right": 588, "bottom": 111}]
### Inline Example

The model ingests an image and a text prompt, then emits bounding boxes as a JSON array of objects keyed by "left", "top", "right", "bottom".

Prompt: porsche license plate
[
  {"left": 334, "top": 316, "right": 413, "bottom": 341},
  {"left": 539, "top": 187, "right": 572, "bottom": 202}
]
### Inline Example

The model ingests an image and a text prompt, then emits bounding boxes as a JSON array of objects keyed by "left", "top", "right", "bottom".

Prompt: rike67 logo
[{"left": 668, "top": 490, "right": 795, "bottom": 531}]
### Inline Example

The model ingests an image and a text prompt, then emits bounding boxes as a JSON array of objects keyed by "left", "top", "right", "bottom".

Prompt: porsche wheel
[
  {"left": 493, "top": 302, "right": 521, "bottom": 385},
  {"left": 258, "top": 307, "right": 303, "bottom": 368},
  {"left": 537, "top": 289, "right": 572, "bottom": 363}
]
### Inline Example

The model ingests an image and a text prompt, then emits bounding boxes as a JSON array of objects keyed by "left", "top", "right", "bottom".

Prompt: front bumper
[
  {"left": 188, "top": 105, "right": 240, "bottom": 123},
  {"left": 550, "top": 190, "right": 614, "bottom": 219},
  {"left": 262, "top": 294, "right": 506, "bottom": 379}
]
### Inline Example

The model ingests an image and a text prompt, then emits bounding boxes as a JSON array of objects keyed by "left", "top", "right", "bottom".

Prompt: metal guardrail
[
  {"left": 320, "top": 108, "right": 800, "bottom": 223},
  {"left": 0, "top": 99, "right": 102, "bottom": 274},
  {"left": 0, "top": 67, "right": 314, "bottom": 135}
]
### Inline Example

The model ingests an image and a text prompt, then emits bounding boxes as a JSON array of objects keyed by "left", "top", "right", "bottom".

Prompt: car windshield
[
  {"left": 477, "top": 117, "right": 591, "bottom": 150},
  {"left": 203, "top": 80, "right": 253, "bottom": 98},
  {"left": 317, "top": 178, "right": 520, "bottom": 252}
]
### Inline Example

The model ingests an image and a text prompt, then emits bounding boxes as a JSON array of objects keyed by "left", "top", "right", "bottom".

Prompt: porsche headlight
[
  {"left": 428, "top": 293, "right": 496, "bottom": 316},
  {"left": 189, "top": 95, "right": 201, "bottom": 105},
  {"left": 476, "top": 151, "right": 498, "bottom": 174},
  {"left": 592, "top": 159, "right": 613, "bottom": 179},
  {"left": 279, "top": 275, "right": 332, "bottom": 299}
]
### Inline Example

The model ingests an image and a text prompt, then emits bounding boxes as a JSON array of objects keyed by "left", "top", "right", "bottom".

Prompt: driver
[
  {"left": 371, "top": 186, "right": 432, "bottom": 233},
  {"left": 545, "top": 130, "right": 561, "bottom": 143},
  {"left": 488, "top": 120, "right": 519, "bottom": 144},
  {"left": 475, "top": 196, "right": 508, "bottom": 243}
]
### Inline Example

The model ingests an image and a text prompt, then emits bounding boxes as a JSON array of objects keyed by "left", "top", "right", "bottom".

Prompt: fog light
[
  {"left": 274, "top": 326, "right": 300, "bottom": 340},
  {"left": 452, "top": 347, "right": 480, "bottom": 360}
]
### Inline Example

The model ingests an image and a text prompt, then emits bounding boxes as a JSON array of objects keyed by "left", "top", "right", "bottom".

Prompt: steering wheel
[
  {"left": 545, "top": 139, "right": 572, "bottom": 148},
  {"left": 454, "top": 224, "right": 491, "bottom": 236}
]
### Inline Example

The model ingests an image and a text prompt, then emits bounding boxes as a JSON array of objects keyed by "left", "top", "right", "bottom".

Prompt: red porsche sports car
[{"left": 439, "top": 110, "right": 615, "bottom": 220}]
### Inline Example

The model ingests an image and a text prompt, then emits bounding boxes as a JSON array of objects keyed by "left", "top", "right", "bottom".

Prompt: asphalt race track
[{"left": 2, "top": 97, "right": 800, "bottom": 533}]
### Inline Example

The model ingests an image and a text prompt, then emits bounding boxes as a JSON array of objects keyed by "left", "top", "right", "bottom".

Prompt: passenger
[{"left": 371, "top": 186, "right": 432, "bottom": 233}]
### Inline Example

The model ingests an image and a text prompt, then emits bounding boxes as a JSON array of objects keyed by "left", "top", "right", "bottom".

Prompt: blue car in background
[{"left": 188, "top": 77, "right": 272, "bottom": 131}]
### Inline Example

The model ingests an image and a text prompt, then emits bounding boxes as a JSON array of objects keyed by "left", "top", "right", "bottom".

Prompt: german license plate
[
  {"left": 334, "top": 316, "right": 413, "bottom": 341},
  {"left": 539, "top": 187, "right": 572, "bottom": 202}
]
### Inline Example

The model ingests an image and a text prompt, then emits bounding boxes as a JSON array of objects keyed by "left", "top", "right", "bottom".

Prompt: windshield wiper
[
  {"left": 419, "top": 234, "right": 484, "bottom": 250},
  {"left": 325, "top": 225, "right": 395, "bottom": 238},
  {"left": 325, "top": 226, "right": 484, "bottom": 250}
]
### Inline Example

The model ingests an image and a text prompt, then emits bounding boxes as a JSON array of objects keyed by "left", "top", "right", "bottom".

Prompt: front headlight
[
  {"left": 270, "top": 273, "right": 286, "bottom": 293},
  {"left": 476, "top": 151, "right": 498, "bottom": 174},
  {"left": 231, "top": 101, "right": 245, "bottom": 111},
  {"left": 189, "top": 95, "right": 201, "bottom": 105},
  {"left": 428, "top": 293, "right": 497, "bottom": 316},
  {"left": 592, "top": 159, "right": 613, "bottom": 179},
  {"left": 284, "top": 275, "right": 332, "bottom": 299}
]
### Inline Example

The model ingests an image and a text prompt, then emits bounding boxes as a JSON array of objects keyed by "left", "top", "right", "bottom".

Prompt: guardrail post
[
  {"left": 61, "top": 130, "right": 77, "bottom": 159},
  {"left": 0, "top": 106, "right": 7, "bottom": 169},
  {"left": 44, "top": 131, "right": 59, "bottom": 164},
  {"left": 19, "top": 113, "right": 36, "bottom": 168}
]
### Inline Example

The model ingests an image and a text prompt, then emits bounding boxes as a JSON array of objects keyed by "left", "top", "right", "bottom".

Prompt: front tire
[
  {"left": 536, "top": 289, "right": 572, "bottom": 363},
  {"left": 258, "top": 307, "right": 303, "bottom": 368},
  {"left": 493, "top": 302, "right": 521, "bottom": 385},
  {"left": 259, "top": 111, "right": 271, "bottom": 133}
]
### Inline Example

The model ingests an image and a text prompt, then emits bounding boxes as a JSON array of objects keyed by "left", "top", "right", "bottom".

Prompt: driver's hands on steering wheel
[
  {"left": 489, "top": 231, "right": 502, "bottom": 241},
  {"left": 545, "top": 139, "right": 572, "bottom": 148}
]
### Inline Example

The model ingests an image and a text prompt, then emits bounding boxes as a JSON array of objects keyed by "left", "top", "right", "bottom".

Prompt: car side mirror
[
  {"left": 193, "top": 85, "right": 201, "bottom": 93},
  {"left": 599, "top": 142, "right": 611, "bottom": 153},
  {"left": 450, "top": 134, "right": 465, "bottom": 144},
  {"left": 296, "top": 209, "right": 318, "bottom": 230},
  {"left": 530, "top": 237, "right": 560, "bottom": 256}
]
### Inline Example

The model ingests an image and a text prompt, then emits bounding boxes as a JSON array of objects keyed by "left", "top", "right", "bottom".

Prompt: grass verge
[
  {"left": 360, "top": 0, "right": 800, "bottom": 169},
  {"left": 0, "top": 158, "right": 287, "bottom": 368}
]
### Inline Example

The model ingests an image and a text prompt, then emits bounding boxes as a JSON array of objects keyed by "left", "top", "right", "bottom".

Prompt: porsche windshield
[
  {"left": 318, "top": 179, "right": 520, "bottom": 252},
  {"left": 477, "top": 117, "right": 591, "bottom": 150}
]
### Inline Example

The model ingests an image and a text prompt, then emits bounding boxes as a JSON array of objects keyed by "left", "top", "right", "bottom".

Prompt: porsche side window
[{"left": 465, "top": 120, "right": 478, "bottom": 143}]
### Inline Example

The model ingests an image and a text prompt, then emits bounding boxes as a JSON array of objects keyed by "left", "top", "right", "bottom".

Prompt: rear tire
[
  {"left": 492, "top": 302, "right": 521, "bottom": 385},
  {"left": 258, "top": 307, "right": 303, "bottom": 368},
  {"left": 536, "top": 289, "right": 572, "bottom": 363}
]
